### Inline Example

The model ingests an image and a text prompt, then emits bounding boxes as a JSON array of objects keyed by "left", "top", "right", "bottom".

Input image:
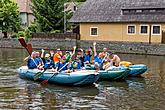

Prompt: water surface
[{"left": 0, "top": 48, "right": 165, "bottom": 110}]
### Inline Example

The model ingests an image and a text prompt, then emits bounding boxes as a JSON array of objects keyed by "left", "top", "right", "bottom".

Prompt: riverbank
[{"left": 0, "top": 38, "right": 165, "bottom": 56}]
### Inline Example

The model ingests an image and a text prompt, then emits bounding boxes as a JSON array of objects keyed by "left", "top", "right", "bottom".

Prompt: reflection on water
[{"left": 0, "top": 48, "right": 165, "bottom": 109}]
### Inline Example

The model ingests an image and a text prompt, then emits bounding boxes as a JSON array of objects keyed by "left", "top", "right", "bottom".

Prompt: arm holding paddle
[{"left": 93, "top": 42, "right": 97, "bottom": 57}]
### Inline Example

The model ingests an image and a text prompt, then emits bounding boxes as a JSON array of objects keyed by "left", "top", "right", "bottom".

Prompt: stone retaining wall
[{"left": 0, "top": 38, "right": 165, "bottom": 56}]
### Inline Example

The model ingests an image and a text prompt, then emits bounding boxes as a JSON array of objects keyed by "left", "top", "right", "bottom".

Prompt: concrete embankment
[{"left": 0, "top": 38, "right": 165, "bottom": 56}]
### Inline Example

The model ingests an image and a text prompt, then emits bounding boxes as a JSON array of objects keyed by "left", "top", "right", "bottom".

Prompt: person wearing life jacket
[
  {"left": 109, "top": 52, "right": 121, "bottom": 66},
  {"left": 56, "top": 56, "right": 68, "bottom": 72},
  {"left": 50, "top": 50, "right": 54, "bottom": 61},
  {"left": 76, "top": 49, "right": 85, "bottom": 67},
  {"left": 83, "top": 49, "right": 91, "bottom": 64},
  {"left": 53, "top": 48, "right": 62, "bottom": 64},
  {"left": 88, "top": 46, "right": 94, "bottom": 64},
  {"left": 65, "top": 51, "right": 71, "bottom": 62},
  {"left": 42, "top": 53, "right": 55, "bottom": 69},
  {"left": 93, "top": 42, "right": 103, "bottom": 70},
  {"left": 27, "top": 51, "right": 39, "bottom": 69},
  {"left": 35, "top": 51, "right": 44, "bottom": 70},
  {"left": 72, "top": 57, "right": 82, "bottom": 71}
]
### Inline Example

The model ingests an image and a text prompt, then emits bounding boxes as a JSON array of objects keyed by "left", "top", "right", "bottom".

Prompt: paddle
[
  {"left": 18, "top": 38, "right": 32, "bottom": 55},
  {"left": 41, "top": 46, "right": 76, "bottom": 85},
  {"left": 33, "top": 69, "right": 46, "bottom": 80},
  {"left": 41, "top": 62, "right": 69, "bottom": 85},
  {"left": 18, "top": 37, "right": 43, "bottom": 80}
]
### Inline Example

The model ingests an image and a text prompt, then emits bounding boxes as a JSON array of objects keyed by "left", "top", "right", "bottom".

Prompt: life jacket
[
  {"left": 53, "top": 53, "right": 61, "bottom": 63},
  {"left": 43, "top": 59, "right": 54, "bottom": 69},
  {"left": 72, "top": 61, "right": 82, "bottom": 69},
  {"left": 57, "top": 62, "right": 68, "bottom": 71},
  {"left": 84, "top": 54, "right": 90, "bottom": 63},
  {"left": 36, "top": 57, "right": 43, "bottom": 64},
  {"left": 27, "top": 58, "right": 38, "bottom": 69}
]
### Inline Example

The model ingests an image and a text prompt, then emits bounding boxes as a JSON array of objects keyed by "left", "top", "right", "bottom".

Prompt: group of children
[{"left": 27, "top": 42, "right": 121, "bottom": 72}]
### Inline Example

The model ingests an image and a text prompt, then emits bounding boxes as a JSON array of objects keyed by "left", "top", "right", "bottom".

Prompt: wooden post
[{"left": 149, "top": 24, "right": 152, "bottom": 44}]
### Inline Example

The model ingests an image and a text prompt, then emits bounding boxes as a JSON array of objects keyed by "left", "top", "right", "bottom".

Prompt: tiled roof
[
  {"left": 16, "top": 0, "right": 32, "bottom": 13},
  {"left": 70, "top": 0, "right": 165, "bottom": 23}
]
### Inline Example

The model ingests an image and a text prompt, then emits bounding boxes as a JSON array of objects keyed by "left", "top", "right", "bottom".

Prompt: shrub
[{"left": 17, "top": 31, "right": 25, "bottom": 38}]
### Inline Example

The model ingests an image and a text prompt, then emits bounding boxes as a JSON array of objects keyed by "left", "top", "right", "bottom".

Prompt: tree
[
  {"left": 75, "top": 0, "right": 86, "bottom": 2},
  {"left": 0, "top": 0, "right": 20, "bottom": 38},
  {"left": 31, "top": 0, "right": 70, "bottom": 32}
]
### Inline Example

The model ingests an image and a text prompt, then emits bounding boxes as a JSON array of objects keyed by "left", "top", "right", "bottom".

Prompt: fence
[{"left": 32, "top": 33, "right": 80, "bottom": 40}]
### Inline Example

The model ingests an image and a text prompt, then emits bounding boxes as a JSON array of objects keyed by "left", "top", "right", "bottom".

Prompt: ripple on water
[{"left": 0, "top": 48, "right": 165, "bottom": 109}]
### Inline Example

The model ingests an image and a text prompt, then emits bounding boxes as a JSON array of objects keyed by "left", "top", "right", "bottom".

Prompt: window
[
  {"left": 122, "top": 8, "right": 165, "bottom": 15},
  {"left": 127, "top": 25, "right": 136, "bottom": 34},
  {"left": 152, "top": 25, "right": 161, "bottom": 35},
  {"left": 136, "top": 10, "right": 142, "bottom": 13},
  {"left": 150, "top": 10, "right": 156, "bottom": 12},
  {"left": 90, "top": 27, "right": 98, "bottom": 36},
  {"left": 140, "top": 25, "right": 149, "bottom": 34}
]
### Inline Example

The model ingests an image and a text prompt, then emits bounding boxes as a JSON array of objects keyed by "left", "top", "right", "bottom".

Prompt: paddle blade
[
  {"left": 18, "top": 38, "right": 27, "bottom": 47},
  {"left": 41, "top": 80, "right": 48, "bottom": 85},
  {"left": 27, "top": 43, "right": 33, "bottom": 55},
  {"left": 33, "top": 72, "right": 42, "bottom": 80}
]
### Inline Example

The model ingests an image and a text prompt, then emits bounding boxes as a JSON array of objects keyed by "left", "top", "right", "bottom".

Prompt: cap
[
  {"left": 45, "top": 53, "right": 50, "bottom": 58},
  {"left": 85, "top": 50, "right": 89, "bottom": 53},
  {"left": 66, "top": 51, "right": 70, "bottom": 53}
]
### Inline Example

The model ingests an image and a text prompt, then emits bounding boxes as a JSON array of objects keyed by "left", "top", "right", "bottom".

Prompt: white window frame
[
  {"left": 90, "top": 27, "right": 98, "bottom": 36},
  {"left": 139, "top": 24, "right": 149, "bottom": 35},
  {"left": 152, "top": 24, "right": 161, "bottom": 35},
  {"left": 127, "top": 25, "right": 136, "bottom": 35}
]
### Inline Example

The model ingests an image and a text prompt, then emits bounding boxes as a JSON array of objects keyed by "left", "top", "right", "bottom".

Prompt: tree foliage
[
  {"left": 31, "top": 0, "right": 70, "bottom": 32},
  {"left": 0, "top": 0, "right": 20, "bottom": 38},
  {"left": 75, "top": 0, "right": 86, "bottom": 2}
]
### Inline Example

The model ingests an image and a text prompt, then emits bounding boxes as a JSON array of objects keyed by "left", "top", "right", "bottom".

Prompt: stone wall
[
  {"left": 0, "top": 38, "right": 165, "bottom": 56},
  {"left": 78, "top": 40, "right": 165, "bottom": 55}
]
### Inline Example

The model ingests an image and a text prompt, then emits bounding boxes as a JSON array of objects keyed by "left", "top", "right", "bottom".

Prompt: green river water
[{"left": 0, "top": 48, "right": 165, "bottom": 110}]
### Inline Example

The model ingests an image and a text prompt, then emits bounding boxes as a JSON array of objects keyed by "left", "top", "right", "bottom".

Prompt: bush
[
  {"left": 25, "top": 28, "right": 32, "bottom": 39},
  {"left": 28, "top": 23, "right": 38, "bottom": 32},
  {"left": 17, "top": 31, "right": 25, "bottom": 38},
  {"left": 50, "top": 30, "right": 61, "bottom": 33},
  {"left": 11, "top": 33, "right": 17, "bottom": 38}
]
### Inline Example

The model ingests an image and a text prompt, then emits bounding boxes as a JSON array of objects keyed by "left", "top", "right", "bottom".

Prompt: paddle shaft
[{"left": 43, "top": 62, "right": 69, "bottom": 82}]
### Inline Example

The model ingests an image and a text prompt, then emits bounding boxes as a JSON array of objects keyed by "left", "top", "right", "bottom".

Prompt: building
[
  {"left": 16, "top": 0, "right": 34, "bottom": 26},
  {"left": 70, "top": 0, "right": 165, "bottom": 43}
]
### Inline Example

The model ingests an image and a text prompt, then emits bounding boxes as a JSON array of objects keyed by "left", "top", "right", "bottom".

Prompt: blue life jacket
[
  {"left": 57, "top": 62, "right": 68, "bottom": 71},
  {"left": 84, "top": 54, "right": 90, "bottom": 63},
  {"left": 72, "top": 61, "right": 82, "bottom": 70},
  {"left": 43, "top": 59, "right": 55, "bottom": 69},
  {"left": 27, "top": 58, "right": 38, "bottom": 69},
  {"left": 94, "top": 55, "right": 103, "bottom": 68},
  {"left": 36, "top": 57, "right": 43, "bottom": 65}
]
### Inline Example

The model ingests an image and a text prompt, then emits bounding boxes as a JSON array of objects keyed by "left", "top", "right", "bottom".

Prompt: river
[{"left": 0, "top": 48, "right": 165, "bottom": 110}]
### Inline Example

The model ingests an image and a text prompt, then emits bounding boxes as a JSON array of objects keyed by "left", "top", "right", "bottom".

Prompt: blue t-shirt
[
  {"left": 27, "top": 58, "right": 38, "bottom": 69},
  {"left": 94, "top": 55, "right": 102, "bottom": 65},
  {"left": 84, "top": 54, "right": 90, "bottom": 63}
]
